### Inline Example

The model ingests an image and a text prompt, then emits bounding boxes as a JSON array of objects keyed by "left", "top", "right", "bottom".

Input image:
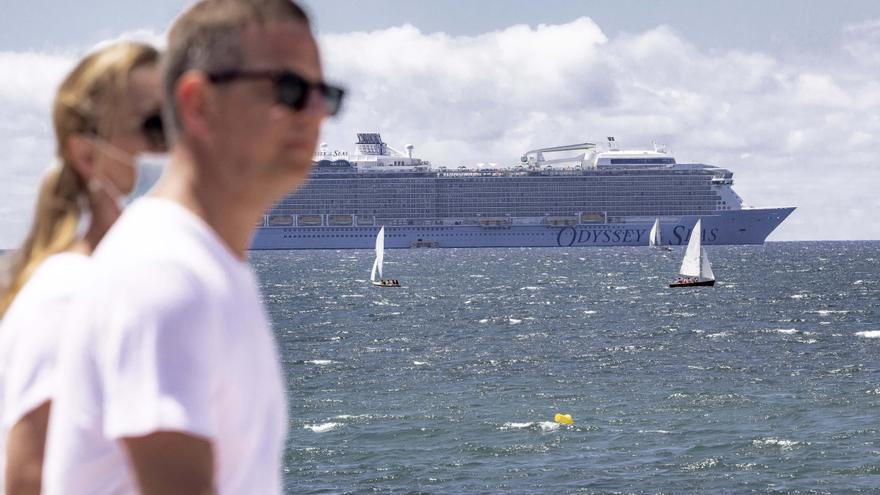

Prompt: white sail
[
  {"left": 700, "top": 248, "right": 715, "bottom": 281},
  {"left": 649, "top": 218, "right": 661, "bottom": 247},
  {"left": 371, "top": 226, "right": 385, "bottom": 282},
  {"left": 370, "top": 257, "right": 379, "bottom": 283},
  {"left": 678, "top": 219, "right": 703, "bottom": 277}
]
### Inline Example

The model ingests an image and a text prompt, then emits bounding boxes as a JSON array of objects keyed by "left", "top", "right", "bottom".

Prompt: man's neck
[{"left": 152, "top": 146, "right": 268, "bottom": 260}]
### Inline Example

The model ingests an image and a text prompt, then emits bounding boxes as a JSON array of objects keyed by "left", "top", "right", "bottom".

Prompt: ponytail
[{"left": 0, "top": 164, "right": 85, "bottom": 316}]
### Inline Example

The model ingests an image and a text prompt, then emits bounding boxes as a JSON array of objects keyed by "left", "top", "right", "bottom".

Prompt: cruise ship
[{"left": 250, "top": 133, "right": 794, "bottom": 249}]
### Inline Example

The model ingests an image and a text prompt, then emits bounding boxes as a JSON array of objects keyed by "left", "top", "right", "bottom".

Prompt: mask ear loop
[
  {"left": 75, "top": 191, "right": 93, "bottom": 240},
  {"left": 86, "top": 136, "right": 139, "bottom": 212},
  {"left": 87, "top": 176, "right": 126, "bottom": 213}
]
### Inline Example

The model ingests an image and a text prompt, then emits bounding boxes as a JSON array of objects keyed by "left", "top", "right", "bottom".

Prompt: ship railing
[
  {"left": 614, "top": 215, "right": 658, "bottom": 224},
  {"left": 478, "top": 217, "right": 513, "bottom": 226},
  {"left": 542, "top": 216, "right": 579, "bottom": 226},
  {"left": 380, "top": 218, "right": 445, "bottom": 226},
  {"left": 511, "top": 217, "right": 545, "bottom": 225}
]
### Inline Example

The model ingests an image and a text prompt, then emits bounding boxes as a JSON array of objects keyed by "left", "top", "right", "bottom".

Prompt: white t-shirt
[
  {"left": 0, "top": 252, "right": 90, "bottom": 491},
  {"left": 43, "top": 198, "right": 287, "bottom": 495}
]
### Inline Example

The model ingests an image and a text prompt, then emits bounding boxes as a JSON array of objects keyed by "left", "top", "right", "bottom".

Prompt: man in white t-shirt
[{"left": 43, "top": 1, "right": 344, "bottom": 493}]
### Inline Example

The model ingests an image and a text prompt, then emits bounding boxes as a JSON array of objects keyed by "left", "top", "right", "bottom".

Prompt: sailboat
[
  {"left": 669, "top": 218, "right": 715, "bottom": 287},
  {"left": 648, "top": 218, "right": 672, "bottom": 250},
  {"left": 370, "top": 226, "right": 400, "bottom": 288}
]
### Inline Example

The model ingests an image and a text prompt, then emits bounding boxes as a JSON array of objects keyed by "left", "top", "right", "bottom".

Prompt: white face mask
[
  {"left": 88, "top": 140, "right": 169, "bottom": 211},
  {"left": 127, "top": 152, "right": 168, "bottom": 206}
]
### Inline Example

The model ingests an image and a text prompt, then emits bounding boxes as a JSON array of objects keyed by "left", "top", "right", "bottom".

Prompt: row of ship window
[
  {"left": 295, "top": 184, "right": 713, "bottom": 193},
  {"left": 280, "top": 232, "right": 549, "bottom": 238},
  {"left": 289, "top": 195, "right": 715, "bottom": 203},
  {"left": 306, "top": 175, "right": 714, "bottom": 183},
  {"left": 285, "top": 191, "right": 717, "bottom": 201},
  {"left": 269, "top": 207, "right": 719, "bottom": 218},
  {"left": 294, "top": 186, "right": 714, "bottom": 196}
]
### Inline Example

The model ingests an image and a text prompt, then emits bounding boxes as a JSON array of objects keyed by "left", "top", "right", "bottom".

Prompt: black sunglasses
[
  {"left": 207, "top": 69, "right": 345, "bottom": 116},
  {"left": 140, "top": 112, "right": 167, "bottom": 151}
]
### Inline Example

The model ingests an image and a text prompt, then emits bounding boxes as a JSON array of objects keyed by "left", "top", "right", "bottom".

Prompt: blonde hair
[{"left": 0, "top": 41, "right": 159, "bottom": 317}]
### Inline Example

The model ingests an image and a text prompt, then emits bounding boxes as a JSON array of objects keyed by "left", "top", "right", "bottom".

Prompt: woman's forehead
[{"left": 125, "top": 64, "right": 163, "bottom": 114}]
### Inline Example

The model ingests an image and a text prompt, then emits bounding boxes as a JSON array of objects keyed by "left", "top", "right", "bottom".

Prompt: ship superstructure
[{"left": 251, "top": 133, "right": 793, "bottom": 249}]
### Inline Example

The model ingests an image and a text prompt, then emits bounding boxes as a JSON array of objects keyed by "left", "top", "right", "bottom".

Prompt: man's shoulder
[
  {"left": 97, "top": 199, "right": 198, "bottom": 260},
  {"left": 96, "top": 198, "right": 240, "bottom": 277}
]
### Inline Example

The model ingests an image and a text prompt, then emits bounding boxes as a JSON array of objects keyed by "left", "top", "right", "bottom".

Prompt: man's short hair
[{"left": 163, "top": 0, "right": 311, "bottom": 136}]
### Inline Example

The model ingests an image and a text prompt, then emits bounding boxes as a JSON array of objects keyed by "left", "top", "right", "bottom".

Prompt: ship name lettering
[
  {"left": 672, "top": 225, "right": 719, "bottom": 245},
  {"left": 560, "top": 228, "right": 646, "bottom": 246}
]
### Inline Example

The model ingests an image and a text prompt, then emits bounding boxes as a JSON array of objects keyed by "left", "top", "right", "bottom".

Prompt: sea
[{"left": 250, "top": 241, "right": 880, "bottom": 494}]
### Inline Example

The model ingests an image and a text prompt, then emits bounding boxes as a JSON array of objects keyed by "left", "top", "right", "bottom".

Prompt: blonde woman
[{"left": 0, "top": 41, "right": 164, "bottom": 494}]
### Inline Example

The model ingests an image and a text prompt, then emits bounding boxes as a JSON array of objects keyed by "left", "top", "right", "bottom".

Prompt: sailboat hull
[
  {"left": 372, "top": 280, "right": 401, "bottom": 288},
  {"left": 669, "top": 280, "right": 715, "bottom": 288}
]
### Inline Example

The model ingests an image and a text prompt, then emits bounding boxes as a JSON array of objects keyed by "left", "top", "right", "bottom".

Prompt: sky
[{"left": 2, "top": 0, "right": 879, "bottom": 246}]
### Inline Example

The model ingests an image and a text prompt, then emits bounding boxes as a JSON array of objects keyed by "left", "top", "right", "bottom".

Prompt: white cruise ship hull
[{"left": 250, "top": 207, "right": 794, "bottom": 250}]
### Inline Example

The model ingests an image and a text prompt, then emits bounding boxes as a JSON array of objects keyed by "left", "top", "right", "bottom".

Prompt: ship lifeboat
[
  {"left": 297, "top": 215, "right": 322, "bottom": 226},
  {"left": 268, "top": 214, "right": 294, "bottom": 226}
]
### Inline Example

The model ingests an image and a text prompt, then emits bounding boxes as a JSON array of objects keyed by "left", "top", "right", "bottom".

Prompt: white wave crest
[
  {"left": 304, "top": 422, "right": 340, "bottom": 433},
  {"left": 776, "top": 328, "right": 799, "bottom": 335},
  {"left": 682, "top": 458, "right": 718, "bottom": 471},
  {"left": 508, "top": 318, "right": 522, "bottom": 325},
  {"left": 305, "top": 359, "right": 334, "bottom": 365},
  {"left": 810, "top": 309, "right": 850, "bottom": 315},
  {"left": 502, "top": 422, "right": 534, "bottom": 429},
  {"left": 856, "top": 331, "right": 880, "bottom": 338},
  {"left": 501, "top": 421, "right": 560, "bottom": 432},
  {"left": 752, "top": 437, "right": 801, "bottom": 450},
  {"left": 538, "top": 421, "right": 560, "bottom": 432}
]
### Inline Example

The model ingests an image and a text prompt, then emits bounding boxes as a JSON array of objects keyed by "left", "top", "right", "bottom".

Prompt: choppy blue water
[{"left": 250, "top": 241, "right": 880, "bottom": 494}]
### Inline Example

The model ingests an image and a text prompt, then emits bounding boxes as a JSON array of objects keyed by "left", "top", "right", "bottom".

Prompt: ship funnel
[
  {"left": 406, "top": 144, "right": 414, "bottom": 159},
  {"left": 607, "top": 136, "right": 618, "bottom": 151}
]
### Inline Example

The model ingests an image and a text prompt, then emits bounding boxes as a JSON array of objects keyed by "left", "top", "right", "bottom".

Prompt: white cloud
[
  {"left": 793, "top": 73, "right": 852, "bottom": 107},
  {"left": 843, "top": 18, "right": 880, "bottom": 66},
  {"left": 0, "top": 52, "right": 75, "bottom": 108},
  {"left": 315, "top": 18, "right": 880, "bottom": 241}
]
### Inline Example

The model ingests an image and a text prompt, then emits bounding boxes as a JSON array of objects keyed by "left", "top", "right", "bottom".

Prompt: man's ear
[
  {"left": 176, "top": 70, "right": 214, "bottom": 139},
  {"left": 65, "top": 134, "right": 97, "bottom": 181}
]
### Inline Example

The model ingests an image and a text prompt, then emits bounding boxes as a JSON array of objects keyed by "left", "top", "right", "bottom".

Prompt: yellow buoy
[{"left": 554, "top": 413, "right": 574, "bottom": 425}]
